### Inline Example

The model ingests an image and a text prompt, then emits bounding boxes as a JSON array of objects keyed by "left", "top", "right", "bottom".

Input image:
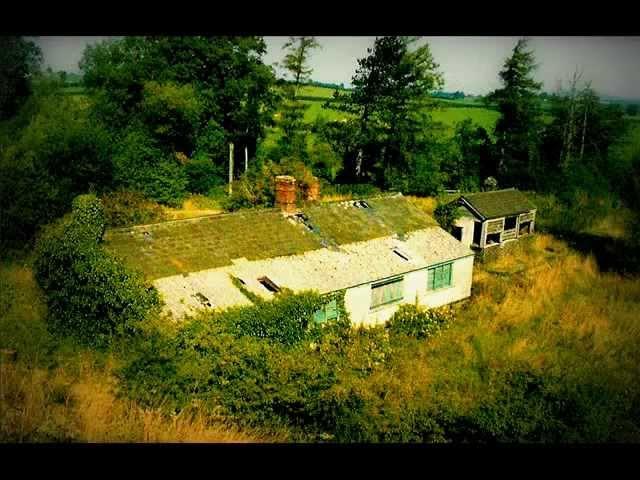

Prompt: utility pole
[
  {"left": 228, "top": 142, "right": 234, "bottom": 195},
  {"left": 244, "top": 146, "right": 248, "bottom": 173}
]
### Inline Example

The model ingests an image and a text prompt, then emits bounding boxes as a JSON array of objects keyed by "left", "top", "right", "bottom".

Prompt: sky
[{"left": 33, "top": 36, "right": 640, "bottom": 99}]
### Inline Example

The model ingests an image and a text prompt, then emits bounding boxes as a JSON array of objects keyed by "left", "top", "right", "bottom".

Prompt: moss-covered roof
[
  {"left": 459, "top": 189, "right": 536, "bottom": 220},
  {"left": 104, "top": 194, "right": 439, "bottom": 280}
]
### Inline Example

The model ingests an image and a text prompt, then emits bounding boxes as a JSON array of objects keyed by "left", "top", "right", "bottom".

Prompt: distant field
[
  {"left": 431, "top": 107, "right": 500, "bottom": 133},
  {"left": 61, "top": 85, "right": 86, "bottom": 96},
  {"left": 297, "top": 85, "right": 343, "bottom": 99}
]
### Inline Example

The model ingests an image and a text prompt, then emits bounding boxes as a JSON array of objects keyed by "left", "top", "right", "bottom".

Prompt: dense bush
[
  {"left": 33, "top": 194, "right": 161, "bottom": 345},
  {"left": 386, "top": 304, "right": 453, "bottom": 340},
  {"left": 222, "top": 158, "right": 317, "bottom": 211},
  {"left": 434, "top": 201, "right": 461, "bottom": 233},
  {"left": 101, "top": 190, "right": 166, "bottom": 227},
  {"left": 70, "top": 194, "right": 106, "bottom": 242},
  {"left": 119, "top": 290, "right": 400, "bottom": 437},
  {"left": 0, "top": 84, "right": 113, "bottom": 251},
  {"left": 185, "top": 155, "right": 225, "bottom": 194},
  {"left": 112, "top": 129, "right": 188, "bottom": 207}
]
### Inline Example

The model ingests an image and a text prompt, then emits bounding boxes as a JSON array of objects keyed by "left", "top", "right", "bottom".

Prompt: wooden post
[
  {"left": 244, "top": 146, "right": 248, "bottom": 173},
  {"left": 228, "top": 142, "right": 234, "bottom": 195}
]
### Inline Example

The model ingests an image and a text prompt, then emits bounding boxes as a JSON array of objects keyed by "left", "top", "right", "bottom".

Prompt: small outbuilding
[{"left": 450, "top": 188, "right": 537, "bottom": 250}]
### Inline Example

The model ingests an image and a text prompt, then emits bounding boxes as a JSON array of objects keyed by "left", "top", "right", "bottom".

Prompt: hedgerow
[{"left": 33, "top": 194, "right": 160, "bottom": 346}]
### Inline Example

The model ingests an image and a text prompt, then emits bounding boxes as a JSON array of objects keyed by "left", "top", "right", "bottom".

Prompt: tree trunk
[
  {"left": 561, "top": 69, "right": 582, "bottom": 170},
  {"left": 355, "top": 149, "right": 363, "bottom": 178},
  {"left": 244, "top": 146, "right": 248, "bottom": 173},
  {"left": 580, "top": 99, "right": 589, "bottom": 162},
  {"left": 228, "top": 142, "right": 234, "bottom": 195}
]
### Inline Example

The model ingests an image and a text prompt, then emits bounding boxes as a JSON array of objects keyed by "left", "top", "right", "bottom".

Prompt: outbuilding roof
[{"left": 458, "top": 188, "right": 536, "bottom": 220}]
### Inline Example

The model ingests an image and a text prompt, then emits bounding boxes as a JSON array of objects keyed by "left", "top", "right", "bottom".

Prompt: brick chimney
[
  {"left": 275, "top": 175, "right": 297, "bottom": 214},
  {"left": 303, "top": 176, "right": 320, "bottom": 202}
]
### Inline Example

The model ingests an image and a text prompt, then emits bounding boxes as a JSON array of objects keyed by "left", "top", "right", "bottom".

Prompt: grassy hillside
[
  {"left": 0, "top": 261, "right": 274, "bottom": 442},
  {"left": 4, "top": 192, "right": 639, "bottom": 442}
]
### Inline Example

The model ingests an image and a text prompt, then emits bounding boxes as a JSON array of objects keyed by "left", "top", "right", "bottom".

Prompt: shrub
[
  {"left": 112, "top": 129, "right": 188, "bottom": 206},
  {"left": 386, "top": 304, "right": 453, "bottom": 340},
  {"left": 70, "top": 193, "right": 106, "bottom": 242},
  {"left": 434, "top": 201, "right": 461, "bottom": 233},
  {"left": 101, "top": 190, "right": 166, "bottom": 227},
  {"left": 185, "top": 155, "right": 225, "bottom": 194},
  {"left": 222, "top": 159, "right": 316, "bottom": 211},
  {"left": 33, "top": 195, "right": 161, "bottom": 345}
]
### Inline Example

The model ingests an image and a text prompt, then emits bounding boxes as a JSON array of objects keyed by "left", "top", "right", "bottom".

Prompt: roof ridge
[
  {"left": 105, "top": 206, "right": 281, "bottom": 233},
  {"left": 316, "top": 191, "right": 403, "bottom": 206},
  {"left": 464, "top": 188, "right": 518, "bottom": 196}
]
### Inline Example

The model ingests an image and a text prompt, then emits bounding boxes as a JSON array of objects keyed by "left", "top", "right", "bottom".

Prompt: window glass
[
  {"left": 428, "top": 263, "right": 453, "bottom": 290},
  {"left": 371, "top": 277, "right": 404, "bottom": 308},
  {"left": 314, "top": 298, "right": 339, "bottom": 323}
]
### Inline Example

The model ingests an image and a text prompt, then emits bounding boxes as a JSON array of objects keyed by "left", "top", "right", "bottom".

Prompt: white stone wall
[
  {"left": 454, "top": 215, "right": 476, "bottom": 248},
  {"left": 344, "top": 255, "right": 475, "bottom": 327}
]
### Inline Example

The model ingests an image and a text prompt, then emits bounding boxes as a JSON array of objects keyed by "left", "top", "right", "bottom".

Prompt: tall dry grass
[
  {"left": 0, "top": 359, "right": 270, "bottom": 442},
  {"left": 376, "top": 234, "right": 640, "bottom": 426},
  {"left": 0, "top": 262, "right": 276, "bottom": 443}
]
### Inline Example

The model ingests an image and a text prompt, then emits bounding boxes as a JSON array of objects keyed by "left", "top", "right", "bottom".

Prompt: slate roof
[
  {"left": 103, "top": 194, "right": 438, "bottom": 281},
  {"left": 153, "top": 228, "right": 474, "bottom": 318},
  {"left": 458, "top": 189, "right": 536, "bottom": 220}
]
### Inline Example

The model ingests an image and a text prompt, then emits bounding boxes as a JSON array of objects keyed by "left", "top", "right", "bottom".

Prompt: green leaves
[
  {"left": 386, "top": 304, "right": 453, "bottom": 340},
  {"left": 327, "top": 36, "right": 443, "bottom": 186},
  {"left": 33, "top": 195, "right": 161, "bottom": 346},
  {"left": 489, "top": 39, "right": 543, "bottom": 188},
  {"left": 0, "top": 37, "right": 42, "bottom": 120}
]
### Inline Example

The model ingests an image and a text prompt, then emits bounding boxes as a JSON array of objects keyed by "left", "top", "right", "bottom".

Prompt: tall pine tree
[
  {"left": 329, "top": 36, "right": 443, "bottom": 187},
  {"left": 488, "top": 39, "right": 543, "bottom": 189}
]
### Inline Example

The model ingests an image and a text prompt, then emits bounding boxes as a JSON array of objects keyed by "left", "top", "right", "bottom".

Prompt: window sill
[
  {"left": 427, "top": 284, "right": 455, "bottom": 294},
  {"left": 369, "top": 298, "right": 403, "bottom": 312}
]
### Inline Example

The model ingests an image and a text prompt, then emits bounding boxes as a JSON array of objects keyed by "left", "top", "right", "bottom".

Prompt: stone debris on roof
[
  {"left": 104, "top": 194, "right": 438, "bottom": 280},
  {"left": 153, "top": 227, "right": 474, "bottom": 319},
  {"left": 154, "top": 269, "right": 253, "bottom": 319},
  {"left": 460, "top": 189, "right": 536, "bottom": 220}
]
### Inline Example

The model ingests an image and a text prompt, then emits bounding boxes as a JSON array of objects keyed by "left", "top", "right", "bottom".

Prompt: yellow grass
[
  {"left": 0, "top": 262, "right": 279, "bottom": 443},
  {"left": 320, "top": 193, "right": 355, "bottom": 202},
  {"left": 374, "top": 233, "right": 640, "bottom": 420},
  {"left": 406, "top": 196, "right": 438, "bottom": 216},
  {"left": 163, "top": 195, "right": 223, "bottom": 221},
  {"left": 0, "top": 359, "right": 273, "bottom": 442}
]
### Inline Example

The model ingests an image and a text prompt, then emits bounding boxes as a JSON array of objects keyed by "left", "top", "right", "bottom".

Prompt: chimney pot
[
  {"left": 304, "top": 176, "right": 321, "bottom": 202},
  {"left": 275, "top": 175, "right": 297, "bottom": 214}
]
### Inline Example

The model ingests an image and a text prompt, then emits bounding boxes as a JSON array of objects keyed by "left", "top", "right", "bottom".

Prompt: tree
[
  {"left": 80, "top": 36, "right": 278, "bottom": 176},
  {"left": 328, "top": 36, "right": 443, "bottom": 187},
  {"left": 626, "top": 104, "right": 639, "bottom": 116},
  {"left": 0, "top": 36, "right": 42, "bottom": 120},
  {"left": 488, "top": 38, "right": 543, "bottom": 188},
  {"left": 280, "top": 37, "right": 321, "bottom": 97},
  {"left": 450, "top": 119, "right": 496, "bottom": 190},
  {"left": 274, "top": 37, "right": 322, "bottom": 161},
  {"left": 0, "top": 77, "right": 112, "bottom": 251}
]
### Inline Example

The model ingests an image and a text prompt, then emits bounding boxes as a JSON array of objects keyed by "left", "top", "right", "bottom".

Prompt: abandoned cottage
[
  {"left": 104, "top": 176, "right": 475, "bottom": 325},
  {"left": 451, "top": 188, "right": 537, "bottom": 250}
]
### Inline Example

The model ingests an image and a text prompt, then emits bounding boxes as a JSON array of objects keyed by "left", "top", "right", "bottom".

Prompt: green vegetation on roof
[
  {"left": 104, "top": 209, "right": 323, "bottom": 280},
  {"left": 104, "top": 195, "right": 439, "bottom": 280},
  {"left": 461, "top": 189, "right": 537, "bottom": 219}
]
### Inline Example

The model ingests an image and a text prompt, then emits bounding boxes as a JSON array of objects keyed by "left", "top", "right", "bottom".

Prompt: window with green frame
[
  {"left": 370, "top": 276, "right": 404, "bottom": 309},
  {"left": 427, "top": 262, "right": 453, "bottom": 290},
  {"left": 313, "top": 298, "right": 339, "bottom": 323}
]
